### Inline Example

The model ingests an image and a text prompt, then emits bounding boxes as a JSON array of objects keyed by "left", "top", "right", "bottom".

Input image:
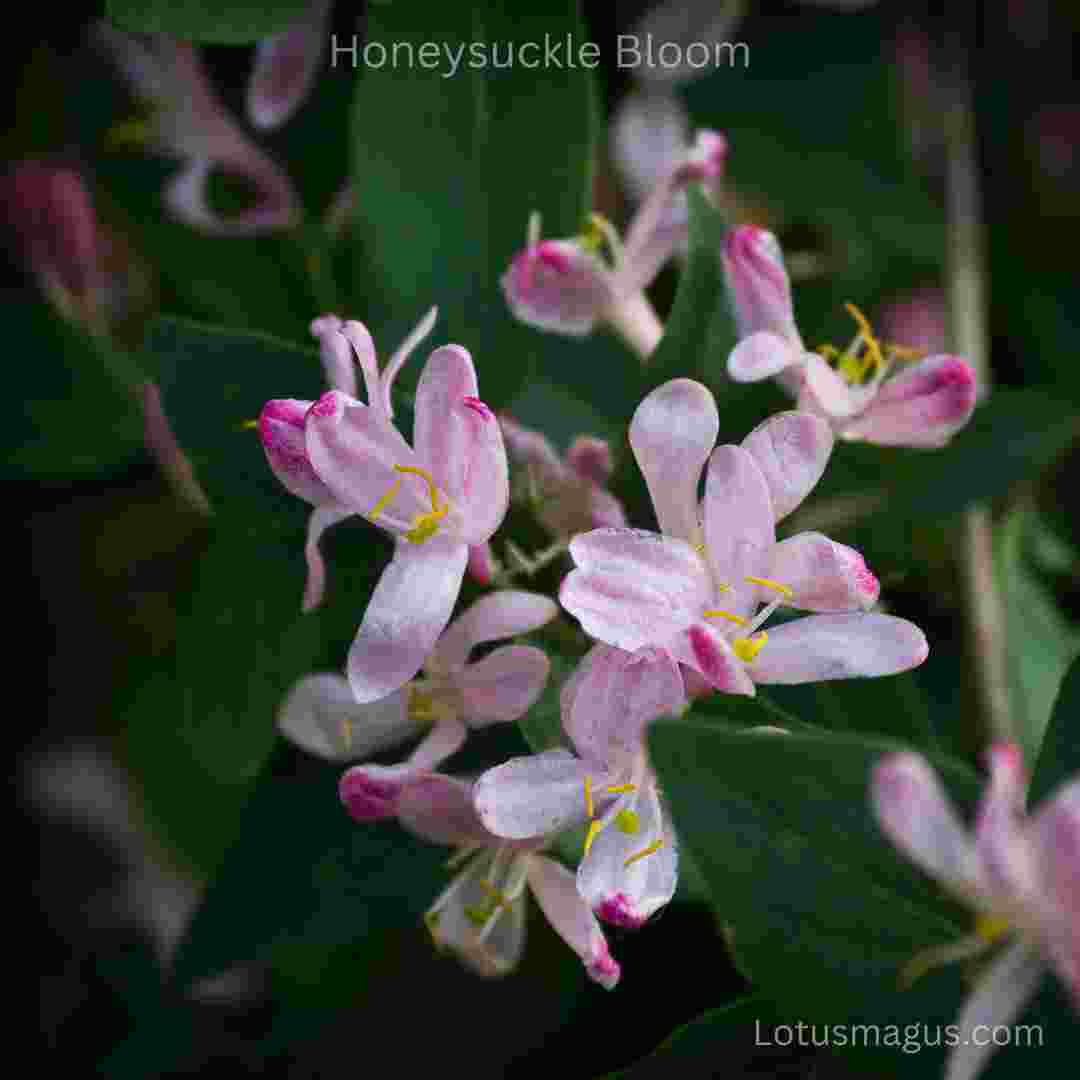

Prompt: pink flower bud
[{"left": 722, "top": 225, "right": 801, "bottom": 349}]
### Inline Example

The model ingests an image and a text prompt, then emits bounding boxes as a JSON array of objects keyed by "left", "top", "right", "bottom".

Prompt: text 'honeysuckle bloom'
[
  {"left": 94, "top": 24, "right": 302, "bottom": 235},
  {"left": 278, "top": 590, "right": 555, "bottom": 820},
  {"left": 386, "top": 773, "right": 621, "bottom": 987},
  {"left": 872, "top": 745, "right": 1079, "bottom": 1080},
  {"left": 303, "top": 325, "right": 509, "bottom": 703},
  {"left": 561, "top": 380, "right": 928, "bottom": 694},
  {"left": 259, "top": 308, "right": 438, "bottom": 611},
  {"left": 501, "top": 128, "right": 726, "bottom": 358},
  {"left": 475, "top": 645, "right": 685, "bottom": 929},
  {"left": 723, "top": 225, "right": 977, "bottom": 447}
]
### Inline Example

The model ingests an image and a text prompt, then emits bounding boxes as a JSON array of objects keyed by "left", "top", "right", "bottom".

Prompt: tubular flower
[
  {"left": 723, "top": 226, "right": 977, "bottom": 447},
  {"left": 258, "top": 308, "right": 438, "bottom": 611},
  {"left": 475, "top": 645, "right": 686, "bottom": 929},
  {"left": 500, "top": 414, "right": 627, "bottom": 538},
  {"left": 500, "top": 128, "right": 726, "bottom": 358},
  {"left": 560, "top": 380, "right": 928, "bottom": 695},
  {"left": 277, "top": 590, "right": 556, "bottom": 821},
  {"left": 872, "top": 745, "right": 1080, "bottom": 1080},
  {"left": 94, "top": 24, "right": 302, "bottom": 235},
  {"left": 390, "top": 773, "right": 621, "bottom": 988},
  {"left": 303, "top": 325, "right": 509, "bottom": 703}
]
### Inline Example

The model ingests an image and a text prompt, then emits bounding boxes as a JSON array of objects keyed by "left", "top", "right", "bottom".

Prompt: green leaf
[
  {"left": 996, "top": 511, "right": 1080, "bottom": 763},
  {"left": 349, "top": 2, "right": 597, "bottom": 410},
  {"left": 518, "top": 654, "right": 573, "bottom": 753},
  {"left": 105, "top": 0, "right": 311, "bottom": 44},
  {"left": 1031, "top": 656, "right": 1080, "bottom": 806}
]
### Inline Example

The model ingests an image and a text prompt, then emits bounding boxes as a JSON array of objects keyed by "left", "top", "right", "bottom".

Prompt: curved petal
[
  {"left": 748, "top": 613, "right": 928, "bottom": 684},
  {"left": 702, "top": 445, "right": 775, "bottom": 616},
  {"left": 629, "top": 378, "right": 718, "bottom": 543},
  {"left": 722, "top": 225, "right": 801, "bottom": 346},
  {"left": 337, "top": 319, "right": 382, "bottom": 415},
  {"left": 456, "top": 645, "right": 551, "bottom": 726},
  {"left": 578, "top": 784, "right": 677, "bottom": 929},
  {"left": 564, "top": 645, "right": 685, "bottom": 767},
  {"left": 346, "top": 538, "right": 468, "bottom": 702},
  {"left": 473, "top": 750, "right": 597, "bottom": 840},
  {"left": 741, "top": 410, "right": 834, "bottom": 521},
  {"left": 396, "top": 773, "right": 495, "bottom": 848},
  {"left": 668, "top": 623, "right": 755, "bottom": 695},
  {"left": 727, "top": 332, "right": 797, "bottom": 383},
  {"left": 258, "top": 398, "right": 331, "bottom": 505},
  {"left": 309, "top": 315, "right": 356, "bottom": 398},
  {"left": 431, "top": 590, "right": 558, "bottom": 672},
  {"left": 381, "top": 306, "right": 438, "bottom": 417},
  {"left": 843, "top": 355, "right": 977, "bottom": 448},
  {"left": 767, "top": 532, "right": 880, "bottom": 612},
  {"left": 944, "top": 942, "right": 1046, "bottom": 1080},
  {"left": 304, "top": 390, "right": 425, "bottom": 531},
  {"left": 277, "top": 674, "right": 412, "bottom": 761},
  {"left": 302, "top": 503, "right": 352, "bottom": 612},
  {"left": 526, "top": 855, "right": 620, "bottom": 989},
  {"left": 339, "top": 762, "right": 419, "bottom": 823},
  {"left": 871, "top": 751, "right": 983, "bottom": 899},
  {"left": 974, "top": 744, "right": 1039, "bottom": 908},
  {"left": 412, "top": 344, "right": 479, "bottom": 496},
  {"left": 561, "top": 528, "right": 712, "bottom": 652},
  {"left": 798, "top": 352, "right": 858, "bottom": 419},
  {"left": 405, "top": 716, "right": 469, "bottom": 771}
]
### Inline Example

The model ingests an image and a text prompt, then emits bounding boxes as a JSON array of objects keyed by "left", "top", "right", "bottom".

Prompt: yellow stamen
[
  {"left": 702, "top": 609, "right": 748, "bottom": 626},
  {"left": 606, "top": 783, "right": 637, "bottom": 794},
  {"left": 393, "top": 464, "right": 450, "bottom": 544},
  {"left": 885, "top": 342, "right": 926, "bottom": 361},
  {"left": 239, "top": 418, "right": 258, "bottom": 430},
  {"left": 407, "top": 688, "right": 438, "bottom": 724},
  {"left": 583, "top": 819, "right": 605, "bottom": 857},
  {"left": 623, "top": 838, "right": 665, "bottom": 868},
  {"left": 615, "top": 809, "right": 640, "bottom": 835},
  {"left": 368, "top": 477, "right": 402, "bottom": 521},
  {"left": 733, "top": 632, "right": 768, "bottom": 663},
  {"left": 341, "top": 718, "right": 353, "bottom": 751},
  {"left": 745, "top": 576, "right": 794, "bottom": 598},
  {"left": 479, "top": 880, "right": 512, "bottom": 911},
  {"left": 583, "top": 775, "right": 594, "bottom": 819},
  {"left": 815, "top": 344, "right": 841, "bottom": 361},
  {"left": 106, "top": 113, "right": 153, "bottom": 149},
  {"left": 975, "top": 914, "right": 1011, "bottom": 945}
]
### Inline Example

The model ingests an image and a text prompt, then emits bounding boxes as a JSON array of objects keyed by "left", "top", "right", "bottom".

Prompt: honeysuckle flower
[
  {"left": 872, "top": 745, "right": 1080, "bottom": 1080},
  {"left": 258, "top": 309, "right": 438, "bottom": 611},
  {"left": 723, "top": 225, "right": 978, "bottom": 447},
  {"left": 475, "top": 644, "right": 686, "bottom": 929},
  {"left": 245, "top": 0, "right": 331, "bottom": 131},
  {"left": 278, "top": 589, "right": 554, "bottom": 819},
  {"left": 302, "top": 325, "right": 509, "bottom": 703},
  {"left": 501, "top": 127, "right": 726, "bottom": 358},
  {"left": 94, "top": 24, "right": 302, "bottom": 235},
  {"left": 390, "top": 773, "right": 620, "bottom": 987},
  {"left": 500, "top": 414, "right": 626, "bottom": 538},
  {"left": 561, "top": 380, "right": 928, "bottom": 694}
]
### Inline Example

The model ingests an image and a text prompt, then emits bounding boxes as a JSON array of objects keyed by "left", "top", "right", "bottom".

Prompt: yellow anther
[
  {"left": 606, "top": 783, "right": 637, "bottom": 795},
  {"left": 745, "top": 576, "right": 794, "bottom": 598},
  {"left": 885, "top": 342, "right": 926, "bottom": 361},
  {"left": 815, "top": 344, "right": 841, "bottom": 360},
  {"left": 341, "top": 718, "right": 353, "bottom": 751},
  {"left": 975, "top": 914, "right": 1011, "bottom": 945},
  {"left": 583, "top": 819, "right": 605, "bottom": 857},
  {"left": 843, "top": 301, "right": 885, "bottom": 375},
  {"left": 479, "top": 880, "right": 512, "bottom": 910},
  {"left": 106, "top": 113, "right": 153, "bottom": 149},
  {"left": 693, "top": 542, "right": 707, "bottom": 556},
  {"left": 368, "top": 477, "right": 402, "bottom": 521},
  {"left": 239, "top": 418, "right": 258, "bottom": 430},
  {"left": 623, "top": 837, "right": 665, "bottom": 868},
  {"left": 584, "top": 775, "right": 594, "bottom": 819},
  {"left": 407, "top": 688, "right": 438, "bottom": 724},
  {"left": 615, "top": 809, "right": 641, "bottom": 835},
  {"left": 733, "top": 632, "right": 769, "bottom": 663},
  {"left": 464, "top": 903, "right": 492, "bottom": 928},
  {"left": 702, "top": 609, "right": 748, "bottom": 626},
  {"left": 393, "top": 464, "right": 450, "bottom": 544}
]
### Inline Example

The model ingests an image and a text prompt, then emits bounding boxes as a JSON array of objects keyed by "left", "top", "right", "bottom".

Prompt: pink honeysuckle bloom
[
  {"left": 278, "top": 589, "right": 554, "bottom": 820},
  {"left": 302, "top": 327, "right": 509, "bottom": 704},
  {"left": 560, "top": 380, "right": 928, "bottom": 695},
  {"left": 94, "top": 24, "right": 302, "bottom": 235},
  {"left": 245, "top": 0, "right": 331, "bottom": 131},
  {"left": 389, "top": 773, "right": 621, "bottom": 987},
  {"left": 475, "top": 644, "right": 686, "bottom": 929},
  {"left": 499, "top": 414, "right": 627, "bottom": 538},
  {"left": 500, "top": 127, "right": 726, "bottom": 358},
  {"left": 258, "top": 308, "right": 438, "bottom": 611},
  {"left": 872, "top": 745, "right": 1080, "bottom": 1080},
  {"left": 722, "top": 226, "right": 977, "bottom": 448}
]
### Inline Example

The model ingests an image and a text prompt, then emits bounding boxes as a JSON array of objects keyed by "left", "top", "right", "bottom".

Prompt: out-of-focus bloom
[
  {"left": 878, "top": 288, "right": 948, "bottom": 357},
  {"left": 95, "top": 24, "right": 302, "bottom": 235},
  {"left": 872, "top": 745, "right": 1080, "bottom": 1080},
  {"left": 245, "top": 0, "right": 331, "bottom": 131},
  {"left": 301, "top": 324, "right": 509, "bottom": 703},
  {"left": 259, "top": 309, "right": 438, "bottom": 611},
  {"left": 723, "top": 226, "right": 977, "bottom": 447},
  {"left": 1031, "top": 105, "right": 1080, "bottom": 184},
  {"left": 561, "top": 381, "right": 927, "bottom": 694},
  {"left": 475, "top": 645, "right": 685, "bottom": 929},
  {"left": 390, "top": 773, "right": 621, "bottom": 987},
  {"left": 500, "top": 414, "right": 626, "bottom": 538},
  {"left": 501, "top": 127, "right": 726, "bottom": 358},
  {"left": 279, "top": 590, "right": 554, "bottom": 819}
]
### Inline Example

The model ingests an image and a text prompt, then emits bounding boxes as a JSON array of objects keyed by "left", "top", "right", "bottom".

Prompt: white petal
[
  {"left": 741, "top": 410, "right": 834, "bottom": 521},
  {"left": 728, "top": 332, "right": 797, "bottom": 383},
  {"left": 430, "top": 590, "right": 557, "bottom": 672}
]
